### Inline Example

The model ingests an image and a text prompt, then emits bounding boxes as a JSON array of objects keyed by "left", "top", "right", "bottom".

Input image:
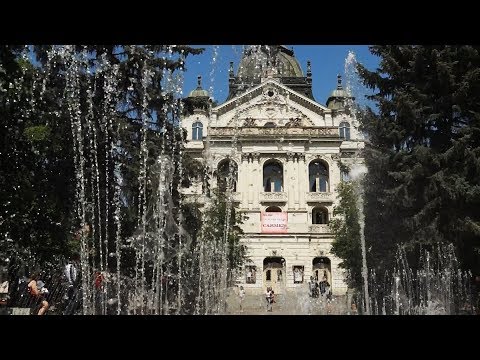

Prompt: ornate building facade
[{"left": 182, "top": 46, "right": 364, "bottom": 295}]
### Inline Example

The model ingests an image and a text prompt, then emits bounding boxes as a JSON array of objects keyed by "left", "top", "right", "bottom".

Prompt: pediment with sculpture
[
  {"left": 214, "top": 80, "right": 329, "bottom": 128},
  {"left": 223, "top": 96, "right": 315, "bottom": 127}
]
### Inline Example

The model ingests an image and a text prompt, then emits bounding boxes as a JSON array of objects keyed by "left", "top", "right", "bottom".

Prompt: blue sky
[{"left": 182, "top": 45, "right": 380, "bottom": 107}]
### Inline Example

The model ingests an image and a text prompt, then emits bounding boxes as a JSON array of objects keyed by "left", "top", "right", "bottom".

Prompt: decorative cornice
[{"left": 209, "top": 127, "right": 339, "bottom": 138}]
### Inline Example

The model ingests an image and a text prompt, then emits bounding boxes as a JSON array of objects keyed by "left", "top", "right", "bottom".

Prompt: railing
[
  {"left": 259, "top": 192, "right": 288, "bottom": 202},
  {"left": 209, "top": 127, "right": 339, "bottom": 138},
  {"left": 184, "top": 141, "right": 204, "bottom": 149},
  {"left": 308, "top": 224, "right": 330, "bottom": 234},
  {"left": 305, "top": 192, "right": 334, "bottom": 203},
  {"left": 183, "top": 192, "right": 241, "bottom": 204}
]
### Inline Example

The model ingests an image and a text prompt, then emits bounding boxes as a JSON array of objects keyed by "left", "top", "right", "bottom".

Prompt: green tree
[
  {"left": 1, "top": 46, "right": 77, "bottom": 271},
  {"left": 1, "top": 45, "right": 208, "bottom": 310},
  {"left": 357, "top": 46, "right": 480, "bottom": 275},
  {"left": 186, "top": 187, "right": 246, "bottom": 314},
  {"left": 330, "top": 180, "right": 362, "bottom": 290}
]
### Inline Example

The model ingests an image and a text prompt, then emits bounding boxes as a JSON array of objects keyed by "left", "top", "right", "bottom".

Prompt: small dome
[
  {"left": 188, "top": 75, "right": 209, "bottom": 98},
  {"left": 326, "top": 75, "right": 353, "bottom": 110},
  {"left": 329, "top": 88, "right": 350, "bottom": 98}
]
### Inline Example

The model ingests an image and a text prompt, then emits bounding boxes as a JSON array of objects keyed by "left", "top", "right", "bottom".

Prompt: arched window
[
  {"left": 217, "top": 159, "right": 238, "bottom": 192},
  {"left": 309, "top": 160, "right": 329, "bottom": 192},
  {"left": 339, "top": 122, "right": 350, "bottom": 140},
  {"left": 264, "top": 122, "right": 276, "bottom": 128},
  {"left": 312, "top": 206, "right": 328, "bottom": 224},
  {"left": 263, "top": 161, "right": 283, "bottom": 192},
  {"left": 265, "top": 206, "right": 282, "bottom": 212},
  {"left": 192, "top": 122, "right": 203, "bottom": 140}
]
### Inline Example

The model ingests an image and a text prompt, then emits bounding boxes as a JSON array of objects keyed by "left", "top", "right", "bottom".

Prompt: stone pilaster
[
  {"left": 294, "top": 153, "right": 300, "bottom": 210},
  {"left": 240, "top": 153, "right": 250, "bottom": 209},
  {"left": 298, "top": 153, "right": 306, "bottom": 209},
  {"left": 286, "top": 152, "right": 295, "bottom": 210},
  {"left": 252, "top": 152, "right": 261, "bottom": 210}
]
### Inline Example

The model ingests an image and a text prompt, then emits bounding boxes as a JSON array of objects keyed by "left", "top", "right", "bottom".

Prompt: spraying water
[{"left": 3, "top": 45, "right": 477, "bottom": 316}]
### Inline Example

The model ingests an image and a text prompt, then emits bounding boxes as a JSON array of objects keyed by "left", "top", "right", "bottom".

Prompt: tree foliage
[
  {"left": 356, "top": 45, "right": 480, "bottom": 276},
  {"left": 330, "top": 180, "right": 362, "bottom": 290},
  {"left": 1, "top": 45, "right": 250, "bottom": 314}
]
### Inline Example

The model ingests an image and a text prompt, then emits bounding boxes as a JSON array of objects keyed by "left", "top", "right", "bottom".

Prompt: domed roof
[
  {"left": 327, "top": 75, "right": 353, "bottom": 109},
  {"left": 237, "top": 45, "right": 304, "bottom": 79},
  {"left": 225, "top": 46, "right": 315, "bottom": 101},
  {"left": 329, "top": 88, "right": 350, "bottom": 98},
  {"left": 188, "top": 75, "right": 209, "bottom": 98}
]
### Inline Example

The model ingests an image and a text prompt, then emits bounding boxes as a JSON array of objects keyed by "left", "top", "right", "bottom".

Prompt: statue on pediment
[
  {"left": 285, "top": 117, "right": 302, "bottom": 127},
  {"left": 243, "top": 117, "right": 256, "bottom": 127}
]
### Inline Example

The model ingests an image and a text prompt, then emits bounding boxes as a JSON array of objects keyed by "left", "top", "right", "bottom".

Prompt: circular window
[{"left": 267, "top": 90, "right": 275, "bottom": 97}]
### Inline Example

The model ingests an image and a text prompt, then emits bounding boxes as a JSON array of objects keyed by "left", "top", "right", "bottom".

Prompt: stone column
[
  {"left": 298, "top": 153, "right": 306, "bottom": 209},
  {"left": 240, "top": 153, "right": 249, "bottom": 209},
  {"left": 294, "top": 154, "right": 300, "bottom": 210},
  {"left": 286, "top": 152, "right": 295, "bottom": 210},
  {"left": 247, "top": 154, "right": 254, "bottom": 209},
  {"left": 252, "top": 152, "right": 261, "bottom": 210},
  {"left": 330, "top": 154, "right": 341, "bottom": 195}
]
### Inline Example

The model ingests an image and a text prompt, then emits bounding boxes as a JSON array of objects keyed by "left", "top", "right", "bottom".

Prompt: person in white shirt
[{"left": 63, "top": 253, "right": 80, "bottom": 315}]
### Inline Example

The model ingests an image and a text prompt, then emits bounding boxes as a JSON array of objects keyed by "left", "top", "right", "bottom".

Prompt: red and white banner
[{"left": 261, "top": 212, "right": 288, "bottom": 233}]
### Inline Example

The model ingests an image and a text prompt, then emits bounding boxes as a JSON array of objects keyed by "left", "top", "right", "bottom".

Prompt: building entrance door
[
  {"left": 263, "top": 257, "right": 286, "bottom": 294},
  {"left": 313, "top": 257, "right": 332, "bottom": 289}
]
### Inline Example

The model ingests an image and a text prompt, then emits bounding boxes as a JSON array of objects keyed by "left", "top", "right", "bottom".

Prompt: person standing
[
  {"left": 349, "top": 303, "right": 358, "bottom": 315},
  {"left": 309, "top": 276, "right": 317, "bottom": 298},
  {"left": 265, "top": 287, "right": 272, "bottom": 312},
  {"left": 0, "top": 268, "right": 8, "bottom": 307},
  {"left": 246, "top": 269, "right": 252, "bottom": 284},
  {"left": 27, "top": 273, "right": 49, "bottom": 315},
  {"left": 239, "top": 286, "right": 245, "bottom": 313},
  {"left": 94, "top": 270, "right": 106, "bottom": 314},
  {"left": 266, "top": 287, "right": 275, "bottom": 312},
  {"left": 63, "top": 253, "right": 80, "bottom": 315}
]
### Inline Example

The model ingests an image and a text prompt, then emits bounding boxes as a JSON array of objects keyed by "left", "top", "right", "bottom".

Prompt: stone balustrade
[
  {"left": 259, "top": 192, "right": 288, "bottom": 202},
  {"left": 305, "top": 192, "right": 334, "bottom": 203}
]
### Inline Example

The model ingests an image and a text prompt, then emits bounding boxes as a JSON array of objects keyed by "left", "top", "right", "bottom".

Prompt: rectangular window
[
  {"left": 274, "top": 179, "right": 282, "bottom": 192},
  {"left": 293, "top": 266, "right": 304, "bottom": 284}
]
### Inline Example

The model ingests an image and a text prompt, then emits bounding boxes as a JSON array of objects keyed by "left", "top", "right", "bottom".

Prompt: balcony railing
[
  {"left": 185, "top": 141, "right": 204, "bottom": 150},
  {"left": 183, "top": 192, "right": 241, "bottom": 204},
  {"left": 208, "top": 127, "right": 339, "bottom": 138},
  {"left": 305, "top": 192, "right": 334, "bottom": 203},
  {"left": 229, "top": 192, "right": 242, "bottom": 202},
  {"left": 259, "top": 192, "right": 288, "bottom": 202},
  {"left": 308, "top": 224, "right": 330, "bottom": 234}
]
